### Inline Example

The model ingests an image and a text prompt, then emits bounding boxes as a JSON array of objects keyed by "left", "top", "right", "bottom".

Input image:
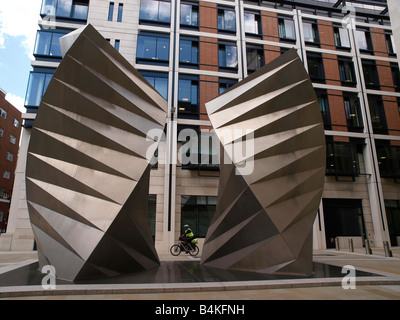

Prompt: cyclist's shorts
[{"left": 191, "top": 238, "right": 198, "bottom": 244}]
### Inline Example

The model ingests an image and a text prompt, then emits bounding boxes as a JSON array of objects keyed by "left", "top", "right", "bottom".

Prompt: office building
[
  {"left": 0, "top": 89, "right": 22, "bottom": 235},
  {"left": 2, "top": 0, "right": 400, "bottom": 253}
]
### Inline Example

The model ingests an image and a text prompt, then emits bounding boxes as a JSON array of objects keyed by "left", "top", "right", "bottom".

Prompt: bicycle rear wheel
[
  {"left": 189, "top": 245, "right": 199, "bottom": 256},
  {"left": 170, "top": 244, "right": 181, "bottom": 256}
]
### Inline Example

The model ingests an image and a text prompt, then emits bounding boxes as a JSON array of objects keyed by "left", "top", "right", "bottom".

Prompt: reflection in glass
[
  {"left": 219, "top": 44, "right": 238, "bottom": 68},
  {"left": 218, "top": 9, "right": 236, "bottom": 32},
  {"left": 181, "top": 3, "right": 198, "bottom": 27},
  {"left": 137, "top": 34, "right": 170, "bottom": 62},
  {"left": 278, "top": 18, "right": 296, "bottom": 40},
  {"left": 179, "top": 39, "right": 198, "bottom": 65},
  {"left": 140, "top": 0, "right": 171, "bottom": 23},
  {"left": 25, "top": 73, "right": 53, "bottom": 106}
]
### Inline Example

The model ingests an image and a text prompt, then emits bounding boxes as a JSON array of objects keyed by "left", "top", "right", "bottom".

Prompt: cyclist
[{"left": 180, "top": 224, "right": 196, "bottom": 251}]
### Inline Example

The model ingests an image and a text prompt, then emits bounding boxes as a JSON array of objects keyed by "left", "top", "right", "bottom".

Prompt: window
[
  {"left": 368, "top": 95, "right": 388, "bottom": 135},
  {"left": 315, "top": 89, "right": 331, "bottom": 130},
  {"left": 117, "top": 3, "right": 124, "bottom": 22},
  {"left": 218, "top": 41, "right": 238, "bottom": 71},
  {"left": 0, "top": 108, "right": 7, "bottom": 119},
  {"left": 6, "top": 152, "right": 13, "bottom": 162},
  {"left": 178, "top": 75, "right": 199, "bottom": 119},
  {"left": 218, "top": 7, "right": 236, "bottom": 33},
  {"left": 386, "top": 32, "right": 396, "bottom": 56},
  {"left": 41, "top": 0, "right": 89, "bottom": 21},
  {"left": 246, "top": 44, "right": 264, "bottom": 74},
  {"left": 244, "top": 11, "right": 261, "bottom": 35},
  {"left": 362, "top": 60, "right": 380, "bottom": 89},
  {"left": 303, "top": 20, "right": 319, "bottom": 45},
  {"left": 114, "top": 39, "right": 120, "bottom": 52},
  {"left": 338, "top": 57, "right": 356, "bottom": 87},
  {"left": 9, "top": 135, "right": 17, "bottom": 145},
  {"left": 333, "top": 26, "right": 350, "bottom": 49},
  {"left": 140, "top": 71, "right": 169, "bottom": 100},
  {"left": 323, "top": 199, "right": 365, "bottom": 248},
  {"left": 136, "top": 33, "right": 170, "bottom": 65},
  {"left": 0, "top": 128, "right": 3, "bottom": 137},
  {"left": 108, "top": 2, "right": 114, "bottom": 21},
  {"left": 25, "top": 72, "right": 53, "bottom": 107},
  {"left": 376, "top": 141, "right": 400, "bottom": 180},
  {"left": 385, "top": 200, "right": 400, "bottom": 246},
  {"left": 344, "top": 93, "right": 363, "bottom": 133},
  {"left": 391, "top": 63, "right": 400, "bottom": 92},
  {"left": 34, "top": 30, "right": 66, "bottom": 58},
  {"left": 181, "top": 196, "right": 217, "bottom": 238},
  {"left": 12, "top": 118, "right": 19, "bottom": 128},
  {"left": 278, "top": 16, "right": 296, "bottom": 41},
  {"left": 180, "top": 2, "right": 198, "bottom": 28},
  {"left": 148, "top": 195, "right": 156, "bottom": 239},
  {"left": 179, "top": 37, "right": 199, "bottom": 68},
  {"left": 307, "top": 52, "right": 325, "bottom": 83},
  {"left": 3, "top": 170, "right": 10, "bottom": 180},
  {"left": 356, "top": 28, "right": 373, "bottom": 52},
  {"left": 326, "top": 138, "right": 360, "bottom": 178},
  {"left": 139, "top": 0, "right": 171, "bottom": 24},
  {"left": 219, "top": 78, "right": 237, "bottom": 95},
  {"left": 180, "top": 129, "right": 219, "bottom": 171}
]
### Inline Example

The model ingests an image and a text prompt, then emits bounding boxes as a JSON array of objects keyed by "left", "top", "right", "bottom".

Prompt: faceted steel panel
[
  {"left": 201, "top": 49, "right": 326, "bottom": 276},
  {"left": 26, "top": 25, "right": 167, "bottom": 281}
]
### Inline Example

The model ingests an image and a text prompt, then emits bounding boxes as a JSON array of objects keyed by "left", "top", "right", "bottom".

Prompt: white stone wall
[{"left": 388, "top": 0, "right": 400, "bottom": 64}]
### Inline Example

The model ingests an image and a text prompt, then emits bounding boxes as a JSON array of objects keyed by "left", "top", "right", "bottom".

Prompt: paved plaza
[{"left": 0, "top": 247, "right": 399, "bottom": 300}]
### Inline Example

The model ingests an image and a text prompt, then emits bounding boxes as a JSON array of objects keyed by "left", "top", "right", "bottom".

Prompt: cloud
[
  {"left": 5, "top": 93, "right": 25, "bottom": 114},
  {"left": 0, "top": 0, "right": 42, "bottom": 56}
]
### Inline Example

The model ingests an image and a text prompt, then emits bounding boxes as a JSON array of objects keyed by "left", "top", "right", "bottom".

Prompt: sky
[{"left": 0, "top": 0, "right": 43, "bottom": 113}]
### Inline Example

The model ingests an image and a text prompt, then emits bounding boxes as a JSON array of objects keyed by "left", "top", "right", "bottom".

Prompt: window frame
[
  {"left": 217, "top": 7, "right": 236, "bottom": 33},
  {"left": 307, "top": 52, "right": 325, "bottom": 84},
  {"left": 246, "top": 44, "right": 264, "bottom": 74},
  {"left": 333, "top": 25, "right": 351, "bottom": 50},
  {"left": 139, "top": 0, "right": 171, "bottom": 26},
  {"left": 356, "top": 27, "right": 374, "bottom": 54},
  {"left": 343, "top": 93, "right": 364, "bottom": 133},
  {"left": 180, "top": 1, "right": 199, "bottom": 29},
  {"left": 244, "top": 10, "right": 262, "bottom": 36},
  {"left": 180, "top": 195, "right": 217, "bottom": 238},
  {"left": 136, "top": 32, "right": 170, "bottom": 66},
  {"left": 278, "top": 16, "right": 296, "bottom": 42},
  {"left": 178, "top": 74, "right": 199, "bottom": 119},
  {"left": 368, "top": 95, "right": 388, "bottom": 135},
  {"left": 218, "top": 40, "right": 238, "bottom": 72},
  {"left": 24, "top": 70, "right": 54, "bottom": 109},
  {"left": 362, "top": 59, "right": 380, "bottom": 90},
  {"left": 338, "top": 57, "right": 357, "bottom": 87},
  {"left": 302, "top": 20, "right": 320, "bottom": 46},
  {"left": 179, "top": 36, "right": 199, "bottom": 69},
  {"left": 140, "top": 71, "right": 169, "bottom": 101}
]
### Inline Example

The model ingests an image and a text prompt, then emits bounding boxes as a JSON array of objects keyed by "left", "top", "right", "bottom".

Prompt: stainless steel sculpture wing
[
  {"left": 26, "top": 25, "right": 167, "bottom": 281},
  {"left": 201, "top": 49, "right": 326, "bottom": 276}
]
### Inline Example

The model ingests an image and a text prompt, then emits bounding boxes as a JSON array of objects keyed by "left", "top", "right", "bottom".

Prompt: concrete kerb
[
  {"left": 1, "top": 251, "right": 400, "bottom": 298},
  {"left": 1, "top": 276, "right": 400, "bottom": 299}
]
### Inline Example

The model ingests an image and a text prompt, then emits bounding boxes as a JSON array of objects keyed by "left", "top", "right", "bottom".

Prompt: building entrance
[{"left": 323, "top": 199, "right": 366, "bottom": 249}]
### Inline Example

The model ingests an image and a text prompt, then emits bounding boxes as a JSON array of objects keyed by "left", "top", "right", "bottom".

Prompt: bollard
[
  {"left": 348, "top": 238, "right": 354, "bottom": 252},
  {"left": 365, "top": 239, "right": 372, "bottom": 255},
  {"left": 335, "top": 238, "right": 340, "bottom": 251},
  {"left": 383, "top": 241, "right": 393, "bottom": 257}
]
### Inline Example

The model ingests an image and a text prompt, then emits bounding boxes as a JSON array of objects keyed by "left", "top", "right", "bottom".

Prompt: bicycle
[{"left": 170, "top": 239, "right": 199, "bottom": 256}]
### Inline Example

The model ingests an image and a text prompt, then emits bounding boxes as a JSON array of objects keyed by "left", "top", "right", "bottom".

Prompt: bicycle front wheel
[
  {"left": 170, "top": 244, "right": 181, "bottom": 256},
  {"left": 189, "top": 245, "right": 199, "bottom": 256}
]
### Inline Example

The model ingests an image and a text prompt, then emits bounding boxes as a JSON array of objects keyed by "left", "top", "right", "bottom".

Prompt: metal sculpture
[
  {"left": 201, "top": 49, "right": 326, "bottom": 276},
  {"left": 26, "top": 25, "right": 167, "bottom": 281}
]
